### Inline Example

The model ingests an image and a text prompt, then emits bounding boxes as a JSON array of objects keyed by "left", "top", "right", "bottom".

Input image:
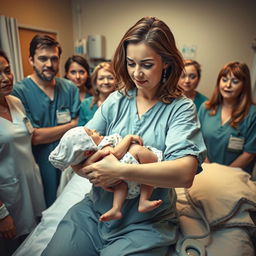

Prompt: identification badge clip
[
  {"left": 23, "top": 117, "right": 34, "bottom": 134},
  {"left": 227, "top": 135, "right": 244, "bottom": 152},
  {"left": 56, "top": 109, "right": 71, "bottom": 124}
]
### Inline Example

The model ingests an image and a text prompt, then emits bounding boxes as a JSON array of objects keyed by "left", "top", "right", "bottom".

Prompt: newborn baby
[{"left": 49, "top": 126, "right": 163, "bottom": 222}]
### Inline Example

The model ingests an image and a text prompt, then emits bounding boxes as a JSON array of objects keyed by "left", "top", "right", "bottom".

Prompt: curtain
[{"left": 0, "top": 15, "right": 23, "bottom": 82}]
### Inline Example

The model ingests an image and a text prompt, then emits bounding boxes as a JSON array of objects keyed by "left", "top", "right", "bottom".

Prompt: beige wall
[
  {"left": 72, "top": 0, "right": 256, "bottom": 98},
  {"left": 1, "top": 0, "right": 74, "bottom": 76}
]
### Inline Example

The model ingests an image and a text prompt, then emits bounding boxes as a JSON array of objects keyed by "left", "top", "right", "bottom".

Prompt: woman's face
[
  {"left": 219, "top": 72, "right": 243, "bottom": 102},
  {"left": 0, "top": 56, "right": 13, "bottom": 97},
  {"left": 178, "top": 65, "right": 199, "bottom": 93},
  {"left": 66, "top": 62, "right": 89, "bottom": 89},
  {"left": 126, "top": 42, "right": 167, "bottom": 95},
  {"left": 96, "top": 69, "right": 116, "bottom": 95}
]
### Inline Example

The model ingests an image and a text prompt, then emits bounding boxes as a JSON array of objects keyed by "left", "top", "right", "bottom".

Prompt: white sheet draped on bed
[{"left": 13, "top": 163, "right": 256, "bottom": 256}]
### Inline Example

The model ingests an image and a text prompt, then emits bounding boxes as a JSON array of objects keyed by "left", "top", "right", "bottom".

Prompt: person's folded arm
[
  {"left": 230, "top": 152, "right": 256, "bottom": 169},
  {"left": 32, "top": 118, "right": 78, "bottom": 145}
]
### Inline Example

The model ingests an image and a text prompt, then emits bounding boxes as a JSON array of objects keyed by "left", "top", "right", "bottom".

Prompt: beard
[{"left": 34, "top": 66, "right": 58, "bottom": 81}]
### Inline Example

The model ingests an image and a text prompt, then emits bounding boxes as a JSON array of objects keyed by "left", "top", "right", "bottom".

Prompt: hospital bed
[{"left": 13, "top": 163, "right": 256, "bottom": 256}]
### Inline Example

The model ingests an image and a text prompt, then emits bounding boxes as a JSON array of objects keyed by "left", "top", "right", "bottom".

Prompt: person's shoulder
[
  {"left": 249, "top": 104, "right": 256, "bottom": 112},
  {"left": 246, "top": 104, "right": 256, "bottom": 119},
  {"left": 81, "top": 96, "right": 93, "bottom": 106},
  {"left": 196, "top": 91, "right": 208, "bottom": 101},
  {"left": 56, "top": 78, "right": 77, "bottom": 89},
  {"left": 102, "top": 90, "right": 131, "bottom": 107},
  {"left": 6, "top": 95, "right": 25, "bottom": 110},
  {"left": 172, "top": 96, "right": 195, "bottom": 111},
  {"left": 14, "top": 77, "right": 31, "bottom": 89},
  {"left": 7, "top": 95, "right": 22, "bottom": 104}
]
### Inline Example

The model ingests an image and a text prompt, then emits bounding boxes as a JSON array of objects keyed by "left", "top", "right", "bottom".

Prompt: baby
[{"left": 49, "top": 126, "right": 163, "bottom": 222}]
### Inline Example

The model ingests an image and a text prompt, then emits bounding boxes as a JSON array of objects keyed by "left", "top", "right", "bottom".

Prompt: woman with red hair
[{"left": 198, "top": 61, "right": 256, "bottom": 174}]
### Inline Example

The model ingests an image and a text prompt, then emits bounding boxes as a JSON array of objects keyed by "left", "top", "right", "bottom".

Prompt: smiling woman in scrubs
[{"left": 198, "top": 61, "right": 256, "bottom": 174}]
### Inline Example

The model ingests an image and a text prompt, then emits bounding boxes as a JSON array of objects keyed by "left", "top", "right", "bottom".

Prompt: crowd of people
[{"left": 0, "top": 16, "right": 255, "bottom": 256}]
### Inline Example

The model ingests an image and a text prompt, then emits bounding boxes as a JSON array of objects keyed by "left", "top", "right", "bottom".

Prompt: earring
[{"left": 162, "top": 69, "right": 167, "bottom": 83}]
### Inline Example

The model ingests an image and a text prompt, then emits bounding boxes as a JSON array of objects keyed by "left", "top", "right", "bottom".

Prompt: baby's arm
[{"left": 110, "top": 135, "right": 143, "bottom": 160}]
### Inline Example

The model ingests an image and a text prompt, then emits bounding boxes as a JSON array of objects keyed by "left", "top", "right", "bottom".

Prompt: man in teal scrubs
[{"left": 13, "top": 35, "right": 80, "bottom": 207}]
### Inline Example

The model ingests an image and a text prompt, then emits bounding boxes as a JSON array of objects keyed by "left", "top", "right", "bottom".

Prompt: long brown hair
[
  {"left": 112, "top": 16, "right": 184, "bottom": 103},
  {"left": 205, "top": 61, "right": 254, "bottom": 127}
]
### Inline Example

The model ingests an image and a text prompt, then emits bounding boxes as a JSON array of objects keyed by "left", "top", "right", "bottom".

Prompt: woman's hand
[
  {"left": 80, "top": 154, "right": 123, "bottom": 187},
  {"left": 72, "top": 149, "right": 111, "bottom": 177},
  {"left": 0, "top": 215, "right": 16, "bottom": 239}
]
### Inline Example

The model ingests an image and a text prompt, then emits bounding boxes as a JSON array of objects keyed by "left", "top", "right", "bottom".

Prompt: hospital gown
[{"left": 43, "top": 89, "right": 206, "bottom": 256}]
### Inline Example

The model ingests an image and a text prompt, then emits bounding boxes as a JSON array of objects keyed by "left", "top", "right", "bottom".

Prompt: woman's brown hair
[
  {"left": 205, "top": 61, "right": 254, "bottom": 127},
  {"left": 112, "top": 16, "right": 184, "bottom": 103},
  {"left": 183, "top": 59, "right": 201, "bottom": 80}
]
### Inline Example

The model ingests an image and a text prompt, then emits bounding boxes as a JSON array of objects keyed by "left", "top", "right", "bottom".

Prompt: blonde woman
[{"left": 78, "top": 62, "right": 116, "bottom": 126}]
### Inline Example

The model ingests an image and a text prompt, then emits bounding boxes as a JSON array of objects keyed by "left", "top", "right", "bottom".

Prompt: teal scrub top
[
  {"left": 78, "top": 96, "right": 98, "bottom": 126},
  {"left": 194, "top": 91, "right": 208, "bottom": 111},
  {"left": 86, "top": 89, "right": 206, "bottom": 230},
  {"left": 12, "top": 77, "right": 80, "bottom": 206},
  {"left": 198, "top": 104, "right": 256, "bottom": 173}
]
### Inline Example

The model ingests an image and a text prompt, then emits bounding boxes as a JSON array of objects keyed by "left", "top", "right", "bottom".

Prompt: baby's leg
[
  {"left": 139, "top": 184, "right": 162, "bottom": 213},
  {"left": 99, "top": 181, "right": 128, "bottom": 222},
  {"left": 128, "top": 144, "right": 163, "bottom": 213}
]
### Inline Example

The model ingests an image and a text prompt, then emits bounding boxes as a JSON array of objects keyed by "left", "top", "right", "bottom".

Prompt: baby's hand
[{"left": 129, "top": 135, "right": 143, "bottom": 146}]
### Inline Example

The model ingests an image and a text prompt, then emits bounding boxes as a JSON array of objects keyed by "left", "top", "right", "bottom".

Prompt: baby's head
[
  {"left": 49, "top": 126, "right": 103, "bottom": 170},
  {"left": 83, "top": 127, "right": 104, "bottom": 146}
]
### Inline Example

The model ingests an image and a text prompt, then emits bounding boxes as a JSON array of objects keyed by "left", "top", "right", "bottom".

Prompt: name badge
[
  {"left": 56, "top": 109, "right": 71, "bottom": 124},
  {"left": 227, "top": 135, "right": 244, "bottom": 152},
  {"left": 23, "top": 117, "right": 34, "bottom": 134}
]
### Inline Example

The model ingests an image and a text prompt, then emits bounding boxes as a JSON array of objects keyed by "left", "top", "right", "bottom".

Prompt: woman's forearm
[
  {"left": 120, "top": 155, "right": 198, "bottom": 188},
  {"left": 230, "top": 152, "right": 256, "bottom": 169}
]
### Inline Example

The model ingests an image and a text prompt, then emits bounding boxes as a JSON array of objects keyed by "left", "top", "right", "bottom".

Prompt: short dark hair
[
  {"left": 0, "top": 49, "right": 10, "bottom": 63},
  {"left": 64, "top": 55, "right": 91, "bottom": 89},
  {"left": 29, "top": 34, "right": 62, "bottom": 58}
]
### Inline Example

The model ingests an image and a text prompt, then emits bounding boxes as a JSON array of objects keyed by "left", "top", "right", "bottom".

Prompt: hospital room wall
[
  {"left": 1, "top": 0, "right": 255, "bottom": 96},
  {"left": 1, "top": 0, "right": 74, "bottom": 76},
  {"left": 72, "top": 0, "right": 256, "bottom": 98}
]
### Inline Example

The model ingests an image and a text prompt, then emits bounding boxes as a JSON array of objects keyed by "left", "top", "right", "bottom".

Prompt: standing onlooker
[
  {"left": 78, "top": 62, "right": 116, "bottom": 126},
  {"left": 198, "top": 61, "right": 256, "bottom": 174},
  {"left": 178, "top": 59, "right": 208, "bottom": 111},
  {"left": 0, "top": 49, "right": 45, "bottom": 255},
  {"left": 64, "top": 55, "right": 93, "bottom": 102},
  {"left": 12, "top": 35, "right": 80, "bottom": 207}
]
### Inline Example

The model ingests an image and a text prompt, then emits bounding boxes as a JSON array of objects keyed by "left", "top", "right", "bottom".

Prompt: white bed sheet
[
  {"left": 13, "top": 174, "right": 91, "bottom": 256},
  {"left": 13, "top": 163, "right": 256, "bottom": 256}
]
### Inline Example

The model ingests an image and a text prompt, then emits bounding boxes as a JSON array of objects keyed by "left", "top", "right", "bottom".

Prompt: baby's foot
[
  {"left": 99, "top": 208, "right": 123, "bottom": 222},
  {"left": 138, "top": 200, "right": 163, "bottom": 213}
]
